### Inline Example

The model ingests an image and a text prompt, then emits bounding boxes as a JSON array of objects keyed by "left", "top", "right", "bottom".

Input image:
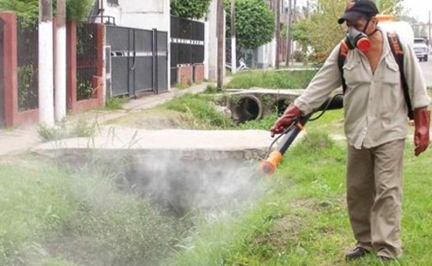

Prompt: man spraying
[{"left": 270, "top": 0, "right": 431, "bottom": 261}]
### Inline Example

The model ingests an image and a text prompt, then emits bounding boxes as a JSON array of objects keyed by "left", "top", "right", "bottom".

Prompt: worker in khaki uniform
[{"left": 270, "top": 0, "right": 431, "bottom": 262}]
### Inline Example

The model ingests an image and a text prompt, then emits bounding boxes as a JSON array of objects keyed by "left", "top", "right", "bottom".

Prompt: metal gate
[
  {"left": 170, "top": 16, "right": 205, "bottom": 85},
  {"left": 106, "top": 25, "right": 168, "bottom": 97},
  {"left": 0, "top": 18, "right": 4, "bottom": 128}
]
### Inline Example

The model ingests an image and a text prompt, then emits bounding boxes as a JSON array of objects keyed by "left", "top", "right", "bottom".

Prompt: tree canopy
[
  {"left": 291, "top": 0, "right": 406, "bottom": 63},
  {"left": 0, "top": 0, "right": 93, "bottom": 21},
  {"left": 171, "top": 0, "right": 213, "bottom": 19},
  {"left": 225, "top": 0, "right": 275, "bottom": 50}
]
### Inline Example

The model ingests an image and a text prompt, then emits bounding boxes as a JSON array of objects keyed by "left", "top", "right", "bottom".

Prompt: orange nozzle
[{"left": 259, "top": 150, "right": 283, "bottom": 175}]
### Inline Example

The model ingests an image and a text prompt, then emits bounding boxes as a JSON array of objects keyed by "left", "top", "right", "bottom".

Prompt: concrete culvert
[
  {"left": 275, "top": 99, "right": 289, "bottom": 115},
  {"left": 231, "top": 95, "right": 263, "bottom": 124}
]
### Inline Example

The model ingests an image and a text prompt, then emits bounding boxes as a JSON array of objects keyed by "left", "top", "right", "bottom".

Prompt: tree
[
  {"left": 65, "top": 0, "right": 93, "bottom": 21},
  {"left": 291, "top": 0, "right": 406, "bottom": 63},
  {"left": 377, "top": 0, "right": 405, "bottom": 17},
  {"left": 171, "top": 0, "right": 213, "bottom": 19},
  {"left": 293, "top": 0, "right": 347, "bottom": 63},
  {"left": 0, "top": 0, "right": 93, "bottom": 21},
  {"left": 0, "top": 0, "right": 38, "bottom": 21},
  {"left": 225, "top": 0, "right": 274, "bottom": 50}
]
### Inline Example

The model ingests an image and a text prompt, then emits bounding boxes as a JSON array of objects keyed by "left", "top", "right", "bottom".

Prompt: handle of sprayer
[
  {"left": 259, "top": 114, "right": 311, "bottom": 175},
  {"left": 260, "top": 94, "right": 344, "bottom": 175}
]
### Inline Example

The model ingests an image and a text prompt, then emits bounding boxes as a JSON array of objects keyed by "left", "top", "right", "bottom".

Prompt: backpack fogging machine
[{"left": 260, "top": 94, "right": 344, "bottom": 175}]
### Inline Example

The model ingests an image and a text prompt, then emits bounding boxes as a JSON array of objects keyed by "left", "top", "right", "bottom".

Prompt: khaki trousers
[{"left": 346, "top": 139, "right": 405, "bottom": 258}]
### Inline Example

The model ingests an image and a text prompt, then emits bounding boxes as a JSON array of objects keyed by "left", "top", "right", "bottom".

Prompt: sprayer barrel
[
  {"left": 260, "top": 114, "right": 311, "bottom": 175},
  {"left": 260, "top": 94, "right": 344, "bottom": 175}
]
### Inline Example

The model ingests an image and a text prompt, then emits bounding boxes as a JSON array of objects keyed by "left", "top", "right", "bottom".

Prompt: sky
[{"left": 402, "top": 0, "right": 432, "bottom": 23}]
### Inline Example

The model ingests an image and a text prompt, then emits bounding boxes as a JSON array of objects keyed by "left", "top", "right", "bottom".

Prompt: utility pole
[
  {"left": 231, "top": 0, "right": 236, "bottom": 74},
  {"left": 55, "top": 0, "right": 66, "bottom": 122},
  {"left": 39, "top": 0, "right": 54, "bottom": 126},
  {"left": 429, "top": 11, "right": 431, "bottom": 42},
  {"left": 285, "top": 0, "right": 292, "bottom": 66},
  {"left": 217, "top": 0, "right": 224, "bottom": 89},
  {"left": 275, "top": 0, "right": 281, "bottom": 69}
]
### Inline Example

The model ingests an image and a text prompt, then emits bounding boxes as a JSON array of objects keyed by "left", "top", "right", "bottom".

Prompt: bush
[
  {"left": 105, "top": 96, "right": 129, "bottom": 110},
  {"left": 170, "top": 0, "right": 212, "bottom": 19},
  {"left": 161, "top": 93, "right": 235, "bottom": 129},
  {"left": 293, "top": 50, "right": 306, "bottom": 63},
  {"left": 226, "top": 70, "right": 317, "bottom": 89},
  {"left": 0, "top": 0, "right": 93, "bottom": 22},
  {"left": 225, "top": 0, "right": 275, "bottom": 50}
]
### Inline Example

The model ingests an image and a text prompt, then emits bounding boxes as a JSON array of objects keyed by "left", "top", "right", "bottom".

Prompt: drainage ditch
[{"left": 59, "top": 149, "right": 268, "bottom": 217}]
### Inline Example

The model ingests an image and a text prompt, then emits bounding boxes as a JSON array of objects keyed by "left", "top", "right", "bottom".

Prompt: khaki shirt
[{"left": 294, "top": 29, "right": 431, "bottom": 149}]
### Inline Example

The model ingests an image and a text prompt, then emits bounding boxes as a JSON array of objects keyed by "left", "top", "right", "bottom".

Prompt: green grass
[
  {"left": 237, "top": 112, "right": 279, "bottom": 130},
  {"left": 38, "top": 118, "right": 98, "bottom": 141},
  {"left": 159, "top": 93, "right": 235, "bottom": 129},
  {"left": 104, "top": 96, "right": 129, "bottom": 110},
  {"left": 4, "top": 82, "right": 431, "bottom": 266},
  {"left": 226, "top": 70, "right": 317, "bottom": 89},
  {"left": 0, "top": 160, "right": 180, "bottom": 265},
  {"left": 173, "top": 83, "right": 192, "bottom": 90},
  {"left": 104, "top": 92, "right": 280, "bottom": 131},
  {"left": 163, "top": 121, "right": 432, "bottom": 265}
]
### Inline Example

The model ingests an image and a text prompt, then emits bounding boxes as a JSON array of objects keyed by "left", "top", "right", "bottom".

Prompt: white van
[{"left": 413, "top": 38, "right": 429, "bottom": 62}]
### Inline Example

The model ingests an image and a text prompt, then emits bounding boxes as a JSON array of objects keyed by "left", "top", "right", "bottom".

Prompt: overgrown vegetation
[
  {"left": 170, "top": 0, "right": 212, "bottom": 19},
  {"left": 104, "top": 96, "right": 129, "bottom": 110},
  {"left": 160, "top": 93, "right": 235, "bottom": 129},
  {"left": 38, "top": 118, "right": 97, "bottom": 141},
  {"left": 103, "top": 70, "right": 317, "bottom": 130},
  {"left": 291, "top": 0, "right": 405, "bottom": 63},
  {"left": 0, "top": 0, "right": 93, "bottom": 22},
  {"left": 0, "top": 160, "right": 180, "bottom": 265},
  {"left": 226, "top": 70, "right": 317, "bottom": 89},
  {"left": 163, "top": 126, "right": 432, "bottom": 265},
  {"left": 225, "top": 0, "right": 275, "bottom": 50},
  {"left": 65, "top": 0, "right": 93, "bottom": 21}
]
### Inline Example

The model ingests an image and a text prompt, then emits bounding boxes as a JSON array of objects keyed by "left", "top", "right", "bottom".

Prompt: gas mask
[{"left": 344, "top": 26, "right": 371, "bottom": 52}]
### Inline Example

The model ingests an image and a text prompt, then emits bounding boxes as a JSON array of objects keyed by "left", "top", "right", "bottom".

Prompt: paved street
[{"left": 419, "top": 59, "right": 432, "bottom": 87}]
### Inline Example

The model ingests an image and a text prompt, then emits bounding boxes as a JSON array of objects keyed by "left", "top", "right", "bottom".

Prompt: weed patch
[
  {"left": 38, "top": 119, "right": 97, "bottom": 141},
  {"left": 104, "top": 96, "right": 129, "bottom": 110},
  {"left": 0, "top": 160, "right": 180, "bottom": 265},
  {"left": 226, "top": 70, "right": 316, "bottom": 89},
  {"left": 160, "top": 93, "right": 235, "bottom": 129}
]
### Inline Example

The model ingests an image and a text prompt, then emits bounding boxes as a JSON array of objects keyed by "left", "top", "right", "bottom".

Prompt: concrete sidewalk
[{"left": 0, "top": 79, "right": 230, "bottom": 157}]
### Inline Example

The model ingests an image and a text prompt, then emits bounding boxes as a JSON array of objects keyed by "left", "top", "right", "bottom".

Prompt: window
[{"left": 107, "top": 0, "right": 119, "bottom": 5}]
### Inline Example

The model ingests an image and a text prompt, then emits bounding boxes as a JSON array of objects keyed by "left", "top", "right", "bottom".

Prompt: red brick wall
[
  {"left": 67, "top": 21, "right": 105, "bottom": 114},
  {"left": 193, "top": 63, "right": 204, "bottom": 84},
  {"left": 0, "top": 12, "right": 21, "bottom": 127},
  {"left": 177, "top": 65, "right": 193, "bottom": 86}
]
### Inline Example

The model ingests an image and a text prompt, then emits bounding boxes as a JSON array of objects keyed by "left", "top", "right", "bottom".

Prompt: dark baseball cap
[{"left": 338, "top": 0, "right": 380, "bottom": 24}]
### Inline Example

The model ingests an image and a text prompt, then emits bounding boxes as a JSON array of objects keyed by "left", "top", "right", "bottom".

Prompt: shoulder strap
[
  {"left": 387, "top": 32, "right": 414, "bottom": 120},
  {"left": 338, "top": 41, "right": 348, "bottom": 94}
]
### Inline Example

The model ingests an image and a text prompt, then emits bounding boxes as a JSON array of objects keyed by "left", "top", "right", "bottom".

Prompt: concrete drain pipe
[{"left": 230, "top": 95, "right": 264, "bottom": 124}]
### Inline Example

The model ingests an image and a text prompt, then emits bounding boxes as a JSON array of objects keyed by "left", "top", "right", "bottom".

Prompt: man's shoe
[{"left": 345, "top": 247, "right": 370, "bottom": 261}]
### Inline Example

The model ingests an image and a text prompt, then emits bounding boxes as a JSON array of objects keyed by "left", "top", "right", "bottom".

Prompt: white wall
[
  {"left": 102, "top": 0, "right": 171, "bottom": 90},
  {"left": 207, "top": 0, "right": 218, "bottom": 81},
  {"left": 103, "top": 0, "right": 169, "bottom": 31}
]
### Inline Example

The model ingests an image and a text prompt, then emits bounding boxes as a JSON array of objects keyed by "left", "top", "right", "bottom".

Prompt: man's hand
[
  {"left": 270, "top": 104, "right": 302, "bottom": 137},
  {"left": 413, "top": 107, "right": 430, "bottom": 156}
]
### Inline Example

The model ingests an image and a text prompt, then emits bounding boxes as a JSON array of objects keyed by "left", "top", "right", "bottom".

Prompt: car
[{"left": 413, "top": 37, "right": 429, "bottom": 62}]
